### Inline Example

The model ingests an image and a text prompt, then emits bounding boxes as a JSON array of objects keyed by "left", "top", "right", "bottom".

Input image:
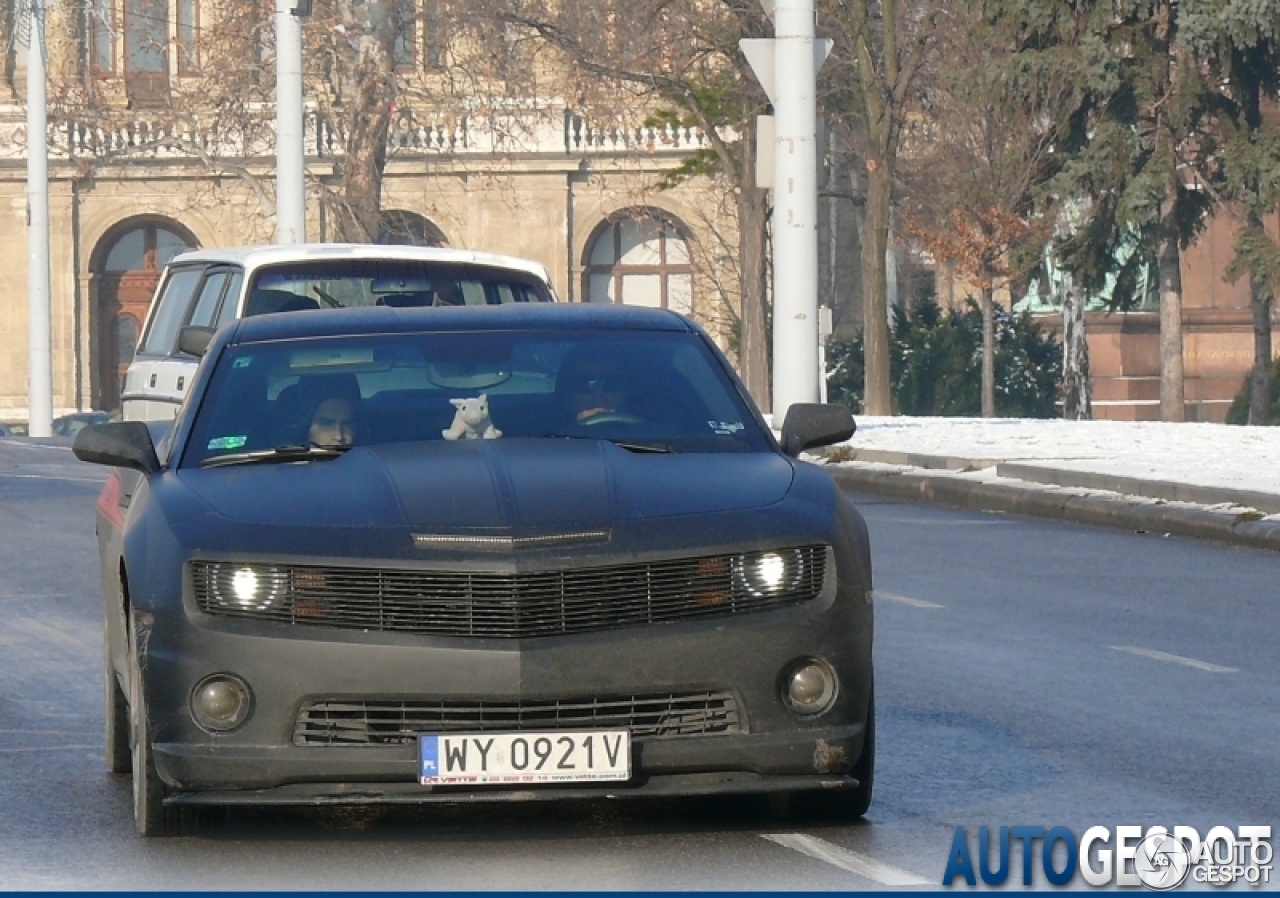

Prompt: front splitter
[{"left": 164, "top": 771, "right": 859, "bottom": 806}]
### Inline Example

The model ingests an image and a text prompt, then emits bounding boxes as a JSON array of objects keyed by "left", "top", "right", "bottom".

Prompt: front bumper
[{"left": 140, "top": 573, "right": 872, "bottom": 803}]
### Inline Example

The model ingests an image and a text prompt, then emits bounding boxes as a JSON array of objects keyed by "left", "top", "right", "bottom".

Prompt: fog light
[
  {"left": 190, "top": 674, "right": 252, "bottom": 733},
  {"left": 781, "top": 658, "right": 838, "bottom": 716}
]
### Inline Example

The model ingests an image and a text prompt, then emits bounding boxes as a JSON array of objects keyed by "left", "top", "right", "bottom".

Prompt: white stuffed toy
[{"left": 442, "top": 394, "right": 502, "bottom": 440}]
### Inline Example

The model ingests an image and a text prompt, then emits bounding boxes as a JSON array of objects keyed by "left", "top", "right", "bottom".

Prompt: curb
[
  {"left": 995, "top": 462, "right": 1280, "bottom": 516},
  {"left": 828, "top": 464, "right": 1280, "bottom": 555}
]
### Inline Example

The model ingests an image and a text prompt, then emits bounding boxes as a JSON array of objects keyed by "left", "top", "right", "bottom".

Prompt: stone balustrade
[{"left": 0, "top": 106, "right": 716, "bottom": 162}]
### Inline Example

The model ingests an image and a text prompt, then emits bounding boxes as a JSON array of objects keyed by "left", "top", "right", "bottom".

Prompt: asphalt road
[{"left": 1, "top": 438, "right": 1276, "bottom": 890}]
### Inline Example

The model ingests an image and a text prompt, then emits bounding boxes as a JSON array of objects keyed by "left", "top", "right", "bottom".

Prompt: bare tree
[
  {"left": 821, "top": 0, "right": 938, "bottom": 416},
  {"left": 456, "top": 0, "right": 775, "bottom": 409}
]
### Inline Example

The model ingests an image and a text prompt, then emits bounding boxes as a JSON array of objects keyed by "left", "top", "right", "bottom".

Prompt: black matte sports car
[{"left": 75, "top": 303, "right": 874, "bottom": 836}]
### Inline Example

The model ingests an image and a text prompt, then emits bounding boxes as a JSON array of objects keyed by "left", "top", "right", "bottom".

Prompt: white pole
[
  {"left": 770, "top": 0, "right": 820, "bottom": 427},
  {"left": 275, "top": 0, "right": 306, "bottom": 244},
  {"left": 26, "top": 0, "right": 52, "bottom": 437}
]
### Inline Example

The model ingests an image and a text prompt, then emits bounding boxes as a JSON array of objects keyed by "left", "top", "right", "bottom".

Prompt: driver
[{"left": 561, "top": 355, "right": 635, "bottom": 424}]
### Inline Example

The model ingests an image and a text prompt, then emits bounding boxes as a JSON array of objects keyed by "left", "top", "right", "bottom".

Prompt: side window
[
  {"left": 186, "top": 270, "right": 231, "bottom": 329},
  {"left": 140, "top": 267, "right": 204, "bottom": 355},
  {"left": 215, "top": 271, "right": 244, "bottom": 329}
]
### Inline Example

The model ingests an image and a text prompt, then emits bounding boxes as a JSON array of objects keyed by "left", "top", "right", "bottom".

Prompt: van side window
[
  {"left": 187, "top": 271, "right": 231, "bottom": 329},
  {"left": 215, "top": 271, "right": 244, "bottom": 329},
  {"left": 140, "top": 267, "right": 203, "bottom": 355}
]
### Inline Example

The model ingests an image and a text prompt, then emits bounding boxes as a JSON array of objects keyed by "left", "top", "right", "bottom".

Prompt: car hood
[{"left": 178, "top": 439, "right": 795, "bottom": 530}]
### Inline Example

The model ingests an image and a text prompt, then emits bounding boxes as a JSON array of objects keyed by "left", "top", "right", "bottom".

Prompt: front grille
[
  {"left": 191, "top": 546, "right": 826, "bottom": 638},
  {"left": 293, "top": 691, "right": 743, "bottom": 746}
]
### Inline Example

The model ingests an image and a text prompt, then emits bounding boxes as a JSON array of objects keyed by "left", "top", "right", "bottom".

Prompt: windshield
[
  {"left": 182, "top": 329, "right": 770, "bottom": 467},
  {"left": 243, "top": 261, "right": 552, "bottom": 316}
]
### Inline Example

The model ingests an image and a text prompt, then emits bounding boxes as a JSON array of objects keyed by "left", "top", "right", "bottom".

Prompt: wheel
[
  {"left": 127, "top": 619, "right": 181, "bottom": 837},
  {"left": 786, "top": 683, "right": 874, "bottom": 823},
  {"left": 104, "top": 632, "right": 130, "bottom": 775}
]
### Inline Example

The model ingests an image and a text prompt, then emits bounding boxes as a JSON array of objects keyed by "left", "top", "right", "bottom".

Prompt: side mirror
[
  {"left": 780, "top": 403, "right": 856, "bottom": 457},
  {"left": 177, "top": 325, "right": 215, "bottom": 358},
  {"left": 73, "top": 422, "right": 162, "bottom": 476}
]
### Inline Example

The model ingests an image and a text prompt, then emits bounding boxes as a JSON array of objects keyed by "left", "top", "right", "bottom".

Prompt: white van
[{"left": 121, "top": 244, "right": 558, "bottom": 421}]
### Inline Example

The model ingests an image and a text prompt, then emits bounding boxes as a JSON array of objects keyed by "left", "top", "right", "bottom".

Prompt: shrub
[
  {"left": 827, "top": 296, "right": 1062, "bottom": 417},
  {"left": 1225, "top": 356, "right": 1280, "bottom": 425}
]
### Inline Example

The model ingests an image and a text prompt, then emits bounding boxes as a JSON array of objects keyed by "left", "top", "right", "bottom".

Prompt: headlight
[
  {"left": 780, "top": 657, "right": 839, "bottom": 716},
  {"left": 206, "top": 563, "right": 289, "bottom": 611},
  {"left": 190, "top": 674, "right": 253, "bottom": 732},
  {"left": 735, "top": 548, "right": 807, "bottom": 598}
]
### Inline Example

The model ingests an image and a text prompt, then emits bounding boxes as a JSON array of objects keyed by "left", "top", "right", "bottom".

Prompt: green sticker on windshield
[
  {"left": 207, "top": 435, "right": 248, "bottom": 451},
  {"left": 233, "top": 357, "right": 254, "bottom": 369}
]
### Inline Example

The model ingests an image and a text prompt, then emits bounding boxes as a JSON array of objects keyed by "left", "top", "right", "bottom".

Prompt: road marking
[
  {"left": 0, "top": 440, "right": 73, "bottom": 452},
  {"left": 761, "top": 833, "right": 930, "bottom": 886},
  {"left": 874, "top": 517, "right": 1015, "bottom": 526},
  {"left": 0, "top": 473, "right": 102, "bottom": 483},
  {"left": 1109, "top": 645, "right": 1238, "bottom": 673},
  {"left": 876, "top": 591, "right": 945, "bottom": 609},
  {"left": 0, "top": 745, "right": 98, "bottom": 754}
]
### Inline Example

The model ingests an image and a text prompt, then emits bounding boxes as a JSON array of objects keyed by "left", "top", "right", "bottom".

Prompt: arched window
[
  {"left": 584, "top": 212, "right": 693, "bottom": 314},
  {"left": 92, "top": 218, "right": 198, "bottom": 410},
  {"left": 378, "top": 210, "right": 448, "bottom": 247}
]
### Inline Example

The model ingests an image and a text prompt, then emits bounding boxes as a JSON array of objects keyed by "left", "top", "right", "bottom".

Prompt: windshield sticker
[
  {"left": 207, "top": 435, "right": 248, "bottom": 451},
  {"left": 232, "top": 357, "right": 253, "bottom": 369},
  {"left": 709, "top": 421, "right": 744, "bottom": 435}
]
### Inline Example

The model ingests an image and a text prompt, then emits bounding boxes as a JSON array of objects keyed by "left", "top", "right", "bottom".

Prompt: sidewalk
[{"left": 820, "top": 417, "right": 1280, "bottom": 553}]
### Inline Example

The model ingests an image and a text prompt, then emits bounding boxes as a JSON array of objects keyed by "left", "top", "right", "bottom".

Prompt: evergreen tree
[
  {"left": 997, "top": 0, "right": 1216, "bottom": 422},
  {"left": 1182, "top": 0, "right": 1280, "bottom": 425}
]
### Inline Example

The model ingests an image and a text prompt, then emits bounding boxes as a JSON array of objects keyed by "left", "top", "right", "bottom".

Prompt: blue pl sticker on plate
[
  {"left": 419, "top": 735, "right": 439, "bottom": 781},
  {"left": 207, "top": 435, "right": 248, "bottom": 451}
]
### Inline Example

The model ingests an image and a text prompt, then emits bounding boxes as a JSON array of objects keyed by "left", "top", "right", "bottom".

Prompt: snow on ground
[{"left": 840, "top": 417, "right": 1280, "bottom": 497}]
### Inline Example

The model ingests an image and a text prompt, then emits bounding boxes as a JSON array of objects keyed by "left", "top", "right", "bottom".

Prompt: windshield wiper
[
  {"left": 200, "top": 444, "right": 351, "bottom": 468},
  {"left": 545, "top": 434, "right": 673, "bottom": 454}
]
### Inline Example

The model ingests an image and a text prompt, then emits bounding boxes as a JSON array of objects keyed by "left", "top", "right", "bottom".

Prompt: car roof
[
  {"left": 228, "top": 303, "right": 696, "bottom": 345},
  {"left": 167, "top": 243, "right": 553, "bottom": 282}
]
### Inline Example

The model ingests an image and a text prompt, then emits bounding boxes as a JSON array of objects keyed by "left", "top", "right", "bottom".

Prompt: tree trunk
[
  {"left": 1247, "top": 267, "right": 1273, "bottom": 426},
  {"left": 1062, "top": 268, "right": 1091, "bottom": 420},
  {"left": 324, "top": 1, "right": 397, "bottom": 243},
  {"left": 861, "top": 161, "right": 892, "bottom": 415},
  {"left": 980, "top": 285, "right": 995, "bottom": 418},
  {"left": 738, "top": 186, "right": 771, "bottom": 413},
  {"left": 1157, "top": 225, "right": 1186, "bottom": 422}
]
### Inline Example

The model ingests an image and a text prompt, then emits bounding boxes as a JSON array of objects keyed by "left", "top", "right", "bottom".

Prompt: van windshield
[{"left": 244, "top": 260, "right": 552, "bottom": 316}]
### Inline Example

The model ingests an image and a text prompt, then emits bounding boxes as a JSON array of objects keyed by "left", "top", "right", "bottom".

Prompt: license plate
[{"left": 418, "top": 730, "right": 630, "bottom": 785}]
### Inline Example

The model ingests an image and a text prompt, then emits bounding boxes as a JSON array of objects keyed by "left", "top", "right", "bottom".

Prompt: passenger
[
  {"left": 308, "top": 396, "right": 357, "bottom": 448},
  {"left": 432, "top": 283, "right": 466, "bottom": 307}
]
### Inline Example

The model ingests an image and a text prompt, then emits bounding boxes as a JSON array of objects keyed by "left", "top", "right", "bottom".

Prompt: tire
[
  {"left": 786, "top": 682, "right": 875, "bottom": 823},
  {"left": 127, "top": 619, "right": 181, "bottom": 837},
  {"left": 104, "top": 632, "right": 130, "bottom": 775}
]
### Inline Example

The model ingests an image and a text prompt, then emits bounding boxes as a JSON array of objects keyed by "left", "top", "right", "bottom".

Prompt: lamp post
[
  {"left": 742, "top": 0, "right": 830, "bottom": 427},
  {"left": 26, "top": 0, "right": 52, "bottom": 437},
  {"left": 275, "top": 0, "right": 308, "bottom": 244}
]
